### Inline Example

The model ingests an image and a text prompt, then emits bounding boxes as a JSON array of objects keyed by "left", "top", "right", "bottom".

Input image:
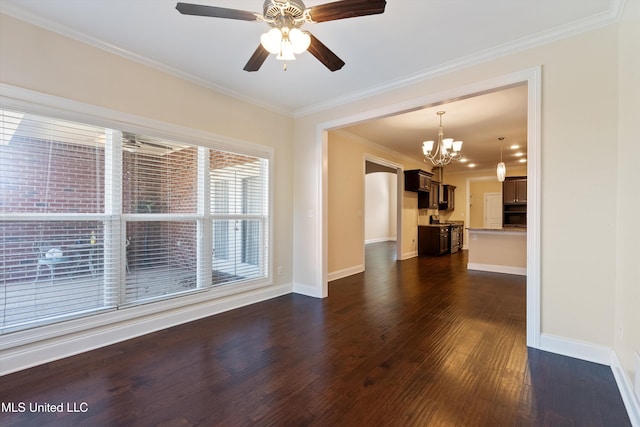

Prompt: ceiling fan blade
[
  {"left": 243, "top": 45, "right": 270, "bottom": 72},
  {"left": 176, "top": 2, "right": 258, "bottom": 21},
  {"left": 308, "top": 0, "right": 386, "bottom": 23},
  {"left": 307, "top": 33, "right": 345, "bottom": 71}
]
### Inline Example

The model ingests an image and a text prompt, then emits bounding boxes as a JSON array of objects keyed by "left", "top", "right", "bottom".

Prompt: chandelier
[{"left": 422, "top": 111, "right": 463, "bottom": 166}]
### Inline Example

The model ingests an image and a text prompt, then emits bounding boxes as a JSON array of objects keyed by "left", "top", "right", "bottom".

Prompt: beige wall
[
  {"left": 328, "top": 131, "right": 424, "bottom": 277},
  {"left": 467, "top": 230, "right": 526, "bottom": 273},
  {"left": 469, "top": 180, "right": 502, "bottom": 228},
  {"left": 615, "top": 0, "right": 640, "bottom": 393}
]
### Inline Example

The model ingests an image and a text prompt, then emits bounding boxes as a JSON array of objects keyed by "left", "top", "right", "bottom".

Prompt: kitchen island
[{"left": 467, "top": 228, "right": 526, "bottom": 275}]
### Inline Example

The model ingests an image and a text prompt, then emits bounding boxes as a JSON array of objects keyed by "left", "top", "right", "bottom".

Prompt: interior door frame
[{"left": 320, "top": 67, "right": 541, "bottom": 349}]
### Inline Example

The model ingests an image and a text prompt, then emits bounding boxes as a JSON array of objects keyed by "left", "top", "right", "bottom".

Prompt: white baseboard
[
  {"left": 539, "top": 333, "right": 613, "bottom": 365},
  {"left": 364, "top": 237, "right": 396, "bottom": 244},
  {"left": 0, "top": 283, "right": 292, "bottom": 376},
  {"left": 467, "top": 262, "right": 526, "bottom": 276},
  {"left": 400, "top": 250, "right": 417, "bottom": 260},
  {"left": 539, "top": 334, "right": 639, "bottom": 426},
  {"left": 611, "top": 352, "right": 640, "bottom": 427},
  {"left": 292, "top": 282, "right": 325, "bottom": 298},
  {"left": 327, "top": 264, "right": 364, "bottom": 282}
]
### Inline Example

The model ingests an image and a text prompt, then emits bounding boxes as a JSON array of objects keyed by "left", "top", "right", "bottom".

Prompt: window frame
[{"left": 0, "top": 85, "right": 275, "bottom": 345}]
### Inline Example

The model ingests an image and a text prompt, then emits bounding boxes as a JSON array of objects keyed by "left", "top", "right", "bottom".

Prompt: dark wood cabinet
[
  {"left": 503, "top": 176, "right": 527, "bottom": 227},
  {"left": 418, "top": 225, "right": 450, "bottom": 256},
  {"left": 404, "top": 169, "right": 433, "bottom": 192},
  {"left": 503, "top": 177, "right": 527, "bottom": 204},
  {"left": 439, "top": 184, "right": 456, "bottom": 211},
  {"left": 405, "top": 170, "right": 440, "bottom": 209}
]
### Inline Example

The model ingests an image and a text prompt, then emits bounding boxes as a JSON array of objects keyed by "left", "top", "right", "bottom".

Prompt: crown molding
[
  {"left": 2, "top": 1, "right": 625, "bottom": 119},
  {"left": 293, "top": 0, "right": 626, "bottom": 117}
]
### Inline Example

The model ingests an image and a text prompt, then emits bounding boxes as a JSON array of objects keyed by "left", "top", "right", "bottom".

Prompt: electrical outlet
[{"left": 277, "top": 266, "right": 283, "bottom": 276}]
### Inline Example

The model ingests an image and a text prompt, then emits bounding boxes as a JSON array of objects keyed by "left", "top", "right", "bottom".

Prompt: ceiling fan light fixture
[{"left": 177, "top": 0, "right": 387, "bottom": 72}]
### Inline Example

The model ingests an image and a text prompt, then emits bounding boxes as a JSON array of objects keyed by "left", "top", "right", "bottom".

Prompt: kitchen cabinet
[
  {"left": 404, "top": 169, "right": 433, "bottom": 192},
  {"left": 418, "top": 225, "right": 450, "bottom": 256},
  {"left": 439, "top": 184, "right": 456, "bottom": 211},
  {"left": 503, "top": 177, "right": 526, "bottom": 204},
  {"left": 503, "top": 176, "right": 527, "bottom": 227}
]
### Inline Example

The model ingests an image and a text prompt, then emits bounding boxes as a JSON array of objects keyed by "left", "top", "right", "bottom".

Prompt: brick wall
[
  {"left": 0, "top": 137, "right": 105, "bottom": 214},
  {"left": 1, "top": 142, "right": 258, "bottom": 283}
]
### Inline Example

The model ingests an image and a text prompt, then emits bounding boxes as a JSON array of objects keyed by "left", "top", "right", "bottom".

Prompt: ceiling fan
[{"left": 175, "top": 0, "right": 387, "bottom": 71}]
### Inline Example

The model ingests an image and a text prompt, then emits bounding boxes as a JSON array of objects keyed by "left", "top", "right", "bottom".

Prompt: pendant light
[{"left": 496, "top": 137, "right": 506, "bottom": 182}]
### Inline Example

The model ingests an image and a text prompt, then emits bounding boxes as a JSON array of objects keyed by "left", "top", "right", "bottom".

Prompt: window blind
[
  {"left": 0, "top": 109, "right": 113, "bottom": 333},
  {"left": 122, "top": 142, "right": 201, "bottom": 305},
  {"left": 1, "top": 108, "right": 272, "bottom": 334},
  {"left": 210, "top": 151, "right": 269, "bottom": 284}
]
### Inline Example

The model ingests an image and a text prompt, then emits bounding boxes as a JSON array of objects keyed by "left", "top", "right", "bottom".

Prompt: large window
[{"left": 0, "top": 108, "right": 271, "bottom": 334}]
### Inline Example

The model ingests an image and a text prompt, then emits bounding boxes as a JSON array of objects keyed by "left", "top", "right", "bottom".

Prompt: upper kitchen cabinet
[
  {"left": 439, "top": 184, "right": 456, "bottom": 211},
  {"left": 503, "top": 176, "right": 527, "bottom": 204},
  {"left": 503, "top": 176, "right": 527, "bottom": 227},
  {"left": 404, "top": 169, "right": 433, "bottom": 192}
]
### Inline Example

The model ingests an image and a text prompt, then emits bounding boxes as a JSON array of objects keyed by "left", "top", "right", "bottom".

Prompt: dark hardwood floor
[{"left": 0, "top": 242, "right": 631, "bottom": 426}]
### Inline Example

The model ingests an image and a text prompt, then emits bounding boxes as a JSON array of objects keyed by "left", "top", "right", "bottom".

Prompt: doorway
[
  {"left": 319, "top": 68, "right": 541, "bottom": 347},
  {"left": 364, "top": 156, "right": 402, "bottom": 265}
]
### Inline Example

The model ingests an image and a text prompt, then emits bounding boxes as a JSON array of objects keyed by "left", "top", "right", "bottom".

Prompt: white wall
[{"left": 365, "top": 172, "right": 397, "bottom": 243}]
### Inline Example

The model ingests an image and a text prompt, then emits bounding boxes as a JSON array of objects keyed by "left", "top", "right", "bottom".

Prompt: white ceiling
[
  {"left": 1, "top": 0, "right": 621, "bottom": 172},
  {"left": 341, "top": 84, "right": 529, "bottom": 174}
]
